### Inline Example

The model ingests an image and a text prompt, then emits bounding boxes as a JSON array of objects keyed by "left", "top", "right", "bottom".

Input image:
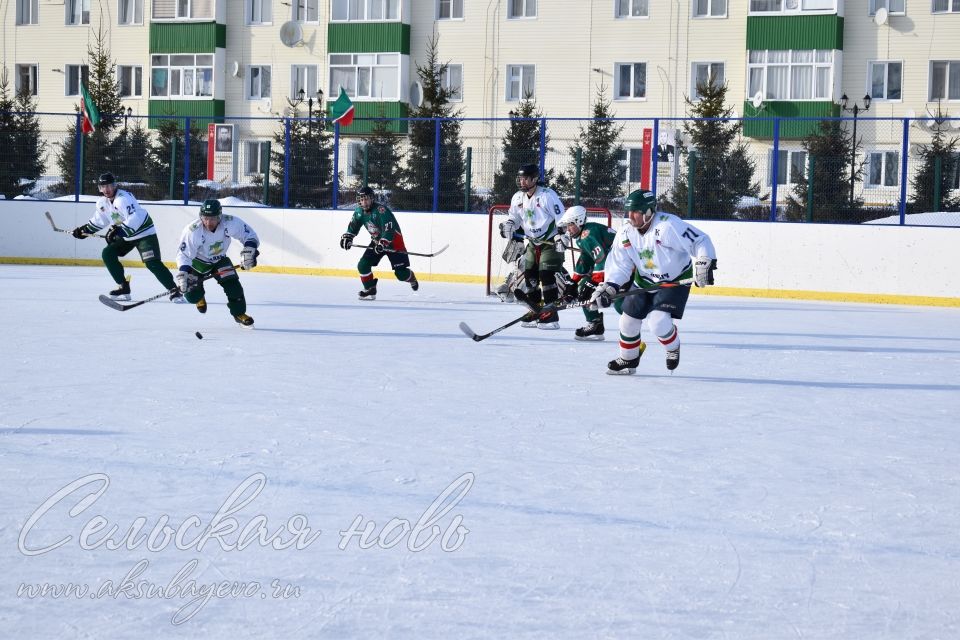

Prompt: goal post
[{"left": 485, "top": 204, "right": 613, "bottom": 296}]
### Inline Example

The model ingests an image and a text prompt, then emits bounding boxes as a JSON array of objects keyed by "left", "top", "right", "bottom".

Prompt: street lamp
[
  {"left": 124, "top": 106, "right": 132, "bottom": 132},
  {"left": 840, "top": 93, "right": 871, "bottom": 206},
  {"left": 307, "top": 89, "right": 323, "bottom": 127}
]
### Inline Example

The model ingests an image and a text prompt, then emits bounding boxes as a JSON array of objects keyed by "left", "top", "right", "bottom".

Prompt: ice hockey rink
[{"left": 2, "top": 264, "right": 958, "bottom": 639}]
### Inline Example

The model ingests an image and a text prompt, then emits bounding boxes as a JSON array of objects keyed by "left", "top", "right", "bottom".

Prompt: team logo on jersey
[
  {"left": 209, "top": 240, "right": 224, "bottom": 255},
  {"left": 621, "top": 238, "right": 632, "bottom": 249},
  {"left": 365, "top": 222, "right": 379, "bottom": 235},
  {"left": 378, "top": 206, "right": 386, "bottom": 213},
  {"left": 581, "top": 229, "right": 591, "bottom": 239}
]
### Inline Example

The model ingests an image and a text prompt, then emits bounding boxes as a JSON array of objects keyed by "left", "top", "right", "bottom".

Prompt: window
[
  {"left": 748, "top": 50, "right": 834, "bottom": 101},
  {"left": 17, "top": 0, "right": 39, "bottom": 24},
  {"left": 151, "top": 54, "right": 215, "bottom": 98},
  {"left": 118, "top": 66, "right": 143, "bottom": 97},
  {"left": 617, "top": 148, "right": 643, "bottom": 183},
  {"left": 294, "top": 0, "right": 319, "bottom": 21},
  {"left": 291, "top": 65, "right": 318, "bottom": 100},
  {"left": 245, "top": 141, "right": 271, "bottom": 175},
  {"left": 870, "top": 0, "right": 905, "bottom": 14},
  {"left": 693, "top": 0, "right": 726, "bottom": 17},
  {"left": 118, "top": 0, "right": 142, "bottom": 24},
  {"left": 933, "top": 0, "right": 960, "bottom": 12},
  {"left": 505, "top": 64, "right": 535, "bottom": 101},
  {"left": 930, "top": 61, "right": 960, "bottom": 101},
  {"left": 331, "top": 0, "right": 399, "bottom": 20},
  {"left": 692, "top": 62, "right": 725, "bottom": 98},
  {"left": 770, "top": 149, "right": 807, "bottom": 186},
  {"left": 16, "top": 64, "right": 39, "bottom": 95},
  {"left": 65, "top": 65, "right": 90, "bottom": 96},
  {"left": 67, "top": 0, "right": 90, "bottom": 25},
  {"left": 441, "top": 64, "right": 463, "bottom": 101},
  {"left": 152, "top": 0, "right": 213, "bottom": 19},
  {"left": 867, "top": 151, "right": 899, "bottom": 187},
  {"left": 246, "top": 65, "right": 272, "bottom": 99},
  {"left": 346, "top": 141, "right": 367, "bottom": 176},
  {"left": 438, "top": 0, "right": 463, "bottom": 19},
  {"left": 616, "top": 0, "right": 649, "bottom": 17},
  {"left": 330, "top": 53, "right": 400, "bottom": 99},
  {"left": 248, "top": 0, "right": 272, "bottom": 23},
  {"left": 508, "top": 0, "right": 536, "bottom": 18},
  {"left": 750, "top": 0, "right": 836, "bottom": 12},
  {"left": 869, "top": 61, "right": 902, "bottom": 100},
  {"left": 615, "top": 63, "right": 647, "bottom": 99}
]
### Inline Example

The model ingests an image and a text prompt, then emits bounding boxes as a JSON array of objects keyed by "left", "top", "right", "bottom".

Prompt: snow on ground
[
  {"left": 1, "top": 265, "right": 959, "bottom": 639},
  {"left": 864, "top": 211, "right": 960, "bottom": 226}
]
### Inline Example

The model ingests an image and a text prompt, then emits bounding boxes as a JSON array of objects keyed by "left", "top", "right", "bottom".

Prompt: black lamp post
[
  {"left": 840, "top": 93, "right": 871, "bottom": 206},
  {"left": 308, "top": 89, "right": 323, "bottom": 129},
  {"left": 124, "top": 106, "right": 132, "bottom": 132}
]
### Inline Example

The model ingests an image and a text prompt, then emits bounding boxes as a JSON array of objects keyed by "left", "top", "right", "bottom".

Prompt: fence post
[
  {"left": 262, "top": 142, "right": 271, "bottom": 205},
  {"left": 806, "top": 155, "right": 815, "bottom": 223},
  {"left": 899, "top": 117, "right": 909, "bottom": 225},
  {"left": 539, "top": 117, "right": 547, "bottom": 179},
  {"left": 651, "top": 118, "right": 660, "bottom": 201},
  {"left": 362, "top": 143, "right": 369, "bottom": 187},
  {"left": 464, "top": 146, "right": 472, "bottom": 212},
  {"left": 769, "top": 118, "right": 781, "bottom": 222},
  {"left": 168, "top": 137, "right": 177, "bottom": 201},
  {"left": 934, "top": 156, "right": 942, "bottom": 212},
  {"left": 433, "top": 118, "right": 441, "bottom": 212},
  {"left": 183, "top": 117, "right": 191, "bottom": 205},
  {"left": 283, "top": 118, "right": 291, "bottom": 209},
  {"left": 333, "top": 121, "right": 341, "bottom": 209},
  {"left": 687, "top": 150, "right": 696, "bottom": 217},
  {"left": 574, "top": 147, "right": 582, "bottom": 205},
  {"left": 74, "top": 113, "right": 83, "bottom": 201}
]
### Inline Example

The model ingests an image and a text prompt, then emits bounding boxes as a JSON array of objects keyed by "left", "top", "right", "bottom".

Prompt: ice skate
[
  {"left": 537, "top": 307, "right": 559, "bottom": 330},
  {"left": 169, "top": 289, "right": 186, "bottom": 303},
  {"left": 234, "top": 313, "right": 254, "bottom": 328},
  {"left": 409, "top": 273, "right": 419, "bottom": 291},
  {"left": 359, "top": 279, "right": 378, "bottom": 301},
  {"left": 108, "top": 279, "right": 131, "bottom": 301},
  {"left": 520, "top": 310, "right": 538, "bottom": 328},
  {"left": 606, "top": 343, "right": 647, "bottom": 375},
  {"left": 196, "top": 297, "right": 207, "bottom": 314},
  {"left": 574, "top": 317, "right": 605, "bottom": 341},
  {"left": 666, "top": 345, "right": 680, "bottom": 371}
]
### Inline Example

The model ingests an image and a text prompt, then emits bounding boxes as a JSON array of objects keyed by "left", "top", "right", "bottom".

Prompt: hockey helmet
[
  {"left": 200, "top": 199, "right": 223, "bottom": 218},
  {"left": 558, "top": 205, "right": 588, "bottom": 229},
  {"left": 625, "top": 189, "right": 656, "bottom": 214},
  {"left": 517, "top": 163, "right": 539, "bottom": 179},
  {"left": 357, "top": 185, "right": 375, "bottom": 199},
  {"left": 97, "top": 172, "right": 117, "bottom": 186}
]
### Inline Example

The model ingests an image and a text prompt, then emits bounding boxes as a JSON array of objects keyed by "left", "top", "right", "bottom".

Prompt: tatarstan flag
[
  {"left": 80, "top": 83, "right": 100, "bottom": 134},
  {"left": 330, "top": 88, "right": 355, "bottom": 127}
]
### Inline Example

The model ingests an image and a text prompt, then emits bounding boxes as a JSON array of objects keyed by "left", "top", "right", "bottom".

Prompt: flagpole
[{"left": 74, "top": 113, "right": 83, "bottom": 201}]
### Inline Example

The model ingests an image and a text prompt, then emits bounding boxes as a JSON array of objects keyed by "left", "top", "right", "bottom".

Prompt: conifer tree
[
  {"left": 262, "top": 100, "right": 334, "bottom": 208},
  {"left": 0, "top": 70, "right": 46, "bottom": 199},
  {"left": 786, "top": 120, "right": 862, "bottom": 222},
  {"left": 491, "top": 97, "right": 554, "bottom": 205},
  {"left": 910, "top": 105, "right": 960, "bottom": 213},
  {"left": 350, "top": 104, "right": 403, "bottom": 196}
]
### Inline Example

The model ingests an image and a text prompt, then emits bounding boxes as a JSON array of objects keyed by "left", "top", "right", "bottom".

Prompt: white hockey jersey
[
  {"left": 176, "top": 215, "right": 259, "bottom": 270},
  {"left": 606, "top": 212, "right": 716, "bottom": 289},
  {"left": 506, "top": 186, "right": 564, "bottom": 245},
  {"left": 86, "top": 190, "right": 156, "bottom": 240}
]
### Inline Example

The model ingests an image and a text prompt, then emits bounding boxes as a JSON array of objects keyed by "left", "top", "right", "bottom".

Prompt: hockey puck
[{"left": 195, "top": 331, "right": 203, "bottom": 340}]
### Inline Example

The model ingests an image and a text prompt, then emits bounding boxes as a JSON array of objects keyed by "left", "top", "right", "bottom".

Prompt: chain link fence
[{"left": 2, "top": 112, "right": 958, "bottom": 225}]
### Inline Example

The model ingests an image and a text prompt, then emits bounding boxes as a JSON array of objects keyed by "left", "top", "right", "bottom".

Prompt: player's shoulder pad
[{"left": 223, "top": 214, "right": 235, "bottom": 221}]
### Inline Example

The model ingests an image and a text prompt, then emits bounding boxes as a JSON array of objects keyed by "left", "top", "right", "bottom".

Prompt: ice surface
[{"left": 1, "top": 265, "right": 959, "bottom": 639}]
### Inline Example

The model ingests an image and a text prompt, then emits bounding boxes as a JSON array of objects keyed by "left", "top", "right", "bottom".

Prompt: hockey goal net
[{"left": 486, "top": 204, "right": 613, "bottom": 296}]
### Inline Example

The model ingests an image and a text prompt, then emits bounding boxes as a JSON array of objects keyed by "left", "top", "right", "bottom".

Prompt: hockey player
[
  {"left": 175, "top": 199, "right": 260, "bottom": 328},
  {"left": 71, "top": 172, "right": 179, "bottom": 301},
  {"left": 499, "top": 163, "right": 565, "bottom": 329},
  {"left": 339, "top": 186, "right": 418, "bottom": 301},
  {"left": 556, "top": 205, "right": 634, "bottom": 342},
  {"left": 589, "top": 190, "right": 717, "bottom": 374}
]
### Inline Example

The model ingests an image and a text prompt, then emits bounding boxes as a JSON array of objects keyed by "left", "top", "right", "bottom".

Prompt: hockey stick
[
  {"left": 350, "top": 243, "right": 449, "bottom": 258},
  {"left": 98, "top": 265, "right": 239, "bottom": 312},
  {"left": 458, "top": 314, "right": 530, "bottom": 342},
  {"left": 45, "top": 211, "right": 108, "bottom": 239}
]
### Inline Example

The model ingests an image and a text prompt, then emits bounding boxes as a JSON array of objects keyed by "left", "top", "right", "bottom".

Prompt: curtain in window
[
  {"left": 871, "top": 64, "right": 886, "bottom": 99},
  {"left": 887, "top": 63, "right": 901, "bottom": 100},
  {"left": 884, "top": 153, "right": 898, "bottom": 186},
  {"left": 950, "top": 62, "right": 960, "bottom": 100},
  {"left": 766, "top": 66, "right": 788, "bottom": 99}
]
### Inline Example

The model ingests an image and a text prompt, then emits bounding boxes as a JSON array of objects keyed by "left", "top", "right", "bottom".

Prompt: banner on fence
[{"left": 207, "top": 123, "right": 235, "bottom": 183}]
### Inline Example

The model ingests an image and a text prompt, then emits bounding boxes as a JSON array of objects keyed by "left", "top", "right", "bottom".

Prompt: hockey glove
[
  {"left": 104, "top": 225, "right": 126, "bottom": 245},
  {"left": 561, "top": 280, "right": 578, "bottom": 304},
  {"left": 589, "top": 282, "right": 618, "bottom": 308},
  {"left": 499, "top": 220, "right": 517, "bottom": 239},
  {"left": 554, "top": 234, "right": 571, "bottom": 253},
  {"left": 175, "top": 270, "right": 199, "bottom": 294},
  {"left": 240, "top": 243, "right": 259, "bottom": 270},
  {"left": 694, "top": 257, "right": 717, "bottom": 287},
  {"left": 578, "top": 280, "right": 597, "bottom": 302},
  {"left": 339, "top": 233, "right": 355, "bottom": 250},
  {"left": 71, "top": 226, "right": 88, "bottom": 239},
  {"left": 373, "top": 238, "right": 391, "bottom": 254}
]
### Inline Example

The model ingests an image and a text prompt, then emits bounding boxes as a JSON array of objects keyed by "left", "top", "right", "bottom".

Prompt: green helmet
[
  {"left": 200, "top": 199, "right": 222, "bottom": 218},
  {"left": 625, "top": 190, "right": 656, "bottom": 214}
]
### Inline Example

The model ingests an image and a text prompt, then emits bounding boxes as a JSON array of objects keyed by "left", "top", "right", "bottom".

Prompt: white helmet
[{"left": 558, "top": 205, "right": 587, "bottom": 228}]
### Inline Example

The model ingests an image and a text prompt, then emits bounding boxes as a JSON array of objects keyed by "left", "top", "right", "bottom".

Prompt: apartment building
[{"left": 2, "top": 1, "right": 958, "bottom": 198}]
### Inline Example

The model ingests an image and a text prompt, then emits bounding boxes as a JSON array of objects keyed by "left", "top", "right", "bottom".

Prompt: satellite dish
[
  {"left": 279, "top": 21, "right": 303, "bottom": 47},
  {"left": 409, "top": 82, "right": 423, "bottom": 108},
  {"left": 874, "top": 7, "right": 888, "bottom": 26},
  {"left": 909, "top": 143, "right": 924, "bottom": 158},
  {"left": 231, "top": 61, "right": 240, "bottom": 77},
  {"left": 751, "top": 91, "right": 764, "bottom": 110}
]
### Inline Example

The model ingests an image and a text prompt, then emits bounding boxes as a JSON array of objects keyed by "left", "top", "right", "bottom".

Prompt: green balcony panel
[
  {"left": 742, "top": 101, "right": 841, "bottom": 139},
  {"left": 328, "top": 102, "right": 409, "bottom": 135},
  {"left": 147, "top": 100, "right": 225, "bottom": 129},
  {"left": 328, "top": 23, "right": 410, "bottom": 54},
  {"left": 746, "top": 15, "right": 843, "bottom": 51},
  {"left": 150, "top": 23, "right": 226, "bottom": 53}
]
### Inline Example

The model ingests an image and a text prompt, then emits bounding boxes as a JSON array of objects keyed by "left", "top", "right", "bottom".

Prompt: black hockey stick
[
  {"left": 98, "top": 265, "right": 239, "bottom": 312},
  {"left": 458, "top": 313, "right": 531, "bottom": 342},
  {"left": 45, "top": 211, "right": 108, "bottom": 239},
  {"left": 350, "top": 242, "right": 449, "bottom": 258}
]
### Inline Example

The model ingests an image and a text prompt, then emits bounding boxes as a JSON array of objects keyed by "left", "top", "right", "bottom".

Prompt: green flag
[
  {"left": 330, "top": 88, "right": 355, "bottom": 127},
  {"left": 80, "top": 83, "right": 100, "bottom": 134}
]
